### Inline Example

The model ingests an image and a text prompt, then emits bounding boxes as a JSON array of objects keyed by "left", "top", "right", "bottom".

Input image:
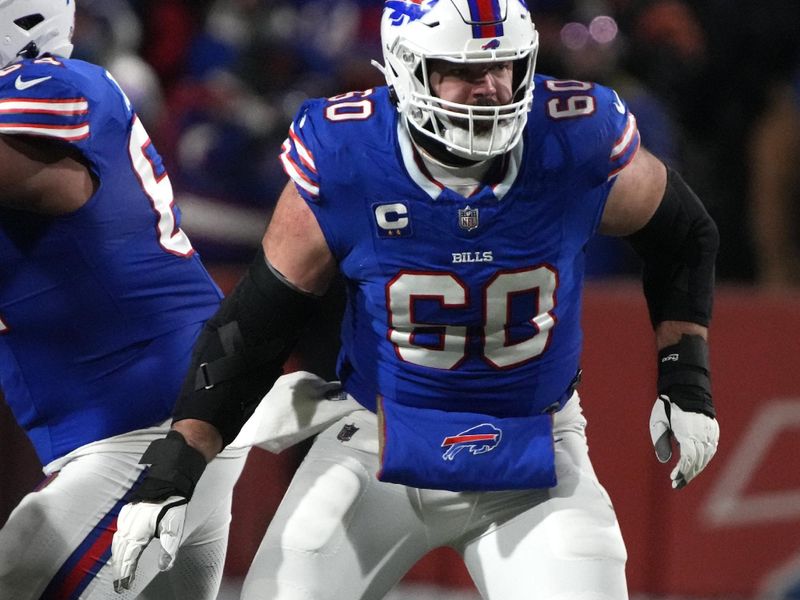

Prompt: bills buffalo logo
[
  {"left": 385, "top": 0, "right": 440, "bottom": 26},
  {"left": 441, "top": 423, "right": 502, "bottom": 460},
  {"left": 482, "top": 39, "right": 500, "bottom": 50}
]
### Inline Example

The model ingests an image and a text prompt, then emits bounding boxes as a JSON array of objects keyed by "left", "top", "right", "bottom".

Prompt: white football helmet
[
  {"left": 0, "top": 0, "right": 75, "bottom": 68},
  {"left": 379, "top": 0, "right": 538, "bottom": 160}
]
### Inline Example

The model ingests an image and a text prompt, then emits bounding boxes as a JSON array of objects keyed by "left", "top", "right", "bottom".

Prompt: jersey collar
[{"left": 397, "top": 120, "right": 523, "bottom": 202}]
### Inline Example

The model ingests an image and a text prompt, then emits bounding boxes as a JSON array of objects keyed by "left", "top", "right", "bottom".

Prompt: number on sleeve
[
  {"left": 544, "top": 79, "right": 596, "bottom": 120},
  {"left": 0, "top": 64, "right": 21, "bottom": 77},
  {"left": 547, "top": 96, "right": 596, "bottom": 120},
  {"left": 324, "top": 89, "right": 376, "bottom": 122}
]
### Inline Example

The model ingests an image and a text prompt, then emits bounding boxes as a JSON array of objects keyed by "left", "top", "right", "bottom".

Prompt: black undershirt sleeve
[
  {"left": 172, "top": 249, "right": 320, "bottom": 446},
  {"left": 624, "top": 167, "right": 719, "bottom": 328}
]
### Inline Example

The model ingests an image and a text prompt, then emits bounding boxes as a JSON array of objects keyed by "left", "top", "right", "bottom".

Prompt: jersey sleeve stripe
[
  {"left": 280, "top": 140, "right": 320, "bottom": 197},
  {"left": 0, "top": 97, "right": 89, "bottom": 115},
  {"left": 0, "top": 122, "right": 90, "bottom": 141},
  {"left": 610, "top": 114, "right": 637, "bottom": 160},
  {"left": 608, "top": 135, "right": 641, "bottom": 179},
  {"left": 288, "top": 123, "right": 317, "bottom": 173}
]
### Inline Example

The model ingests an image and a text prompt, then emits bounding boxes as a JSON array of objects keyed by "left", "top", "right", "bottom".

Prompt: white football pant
[
  {"left": 0, "top": 423, "right": 247, "bottom": 600},
  {"left": 242, "top": 393, "right": 628, "bottom": 600}
]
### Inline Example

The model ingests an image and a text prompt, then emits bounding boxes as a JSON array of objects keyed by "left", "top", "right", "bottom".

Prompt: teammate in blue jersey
[
  {"left": 113, "top": 1, "right": 721, "bottom": 598},
  {"left": 0, "top": 2, "right": 249, "bottom": 598}
]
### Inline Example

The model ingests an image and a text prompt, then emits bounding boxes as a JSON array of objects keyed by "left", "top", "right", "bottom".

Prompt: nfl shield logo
[
  {"left": 458, "top": 206, "right": 479, "bottom": 231},
  {"left": 337, "top": 423, "right": 360, "bottom": 442}
]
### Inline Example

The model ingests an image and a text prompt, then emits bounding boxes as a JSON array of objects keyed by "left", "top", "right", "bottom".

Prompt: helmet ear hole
[{"left": 14, "top": 14, "right": 45, "bottom": 31}]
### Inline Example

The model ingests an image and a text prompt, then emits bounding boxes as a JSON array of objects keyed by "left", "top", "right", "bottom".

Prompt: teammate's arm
[
  {"left": 0, "top": 134, "right": 96, "bottom": 214},
  {"left": 600, "top": 146, "right": 720, "bottom": 490},
  {"left": 172, "top": 181, "right": 337, "bottom": 460},
  {"left": 112, "top": 181, "right": 337, "bottom": 592}
]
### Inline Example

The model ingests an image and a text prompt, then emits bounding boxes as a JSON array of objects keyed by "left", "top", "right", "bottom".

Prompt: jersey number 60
[{"left": 387, "top": 266, "right": 557, "bottom": 370}]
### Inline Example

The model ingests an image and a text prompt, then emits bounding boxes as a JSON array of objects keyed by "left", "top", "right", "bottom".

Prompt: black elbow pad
[
  {"left": 625, "top": 168, "right": 719, "bottom": 327},
  {"left": 172, "top": 249, "right": 320, "bottom": 446}
]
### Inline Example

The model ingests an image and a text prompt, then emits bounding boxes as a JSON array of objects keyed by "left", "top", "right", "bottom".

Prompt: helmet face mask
[
  {"left": 0, "top": 0, "right": 76, "bottom": 68},
  {"left": 380, "top": 0, "right": 538, "bottom": 161}
]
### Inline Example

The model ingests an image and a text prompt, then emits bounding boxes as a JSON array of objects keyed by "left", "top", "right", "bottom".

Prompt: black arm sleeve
[
  {"left": 172, "top": 249, "right": 320, "bottom": 446},
  {"left": 625, "top": 168, "right": 719, "bottom": 328}
]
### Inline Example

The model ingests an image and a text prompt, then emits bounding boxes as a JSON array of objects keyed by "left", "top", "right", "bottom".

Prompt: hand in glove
[
  {"left": 650, "top": 394, "right": 719, "bottom": 489},
  {"left": 112, "top": 496, "right": 188, "bottom": 591},
  {"left": 650, "top": 334, "right": 719, "bottom": 489},
  {"left": 111, "top": 430, "right": 206, "bottom": 592}
]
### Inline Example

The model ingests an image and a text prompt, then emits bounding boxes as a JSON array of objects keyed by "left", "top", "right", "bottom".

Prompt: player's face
[
  {"left": 428, "top": 60, "right": 514, "bottom": 105},
  {"left": 427, "top": 59, "right": 514, "bottom": 133}
]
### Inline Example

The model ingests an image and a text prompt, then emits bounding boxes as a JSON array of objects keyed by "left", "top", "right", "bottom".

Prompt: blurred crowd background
[
  {"left": 72, "top": 0, "right": 800, "bottom": 288},
  {"left": 2, "top": 3, "right": 800, "bottom": 598}
]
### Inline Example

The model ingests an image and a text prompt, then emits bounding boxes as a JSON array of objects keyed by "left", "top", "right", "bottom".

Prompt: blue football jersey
[
  {"left": 280, "top": 77, "right": 640, "bottom": 419},
  {"left": 0, "top": 56, "right": 222, "bottom": 464}
]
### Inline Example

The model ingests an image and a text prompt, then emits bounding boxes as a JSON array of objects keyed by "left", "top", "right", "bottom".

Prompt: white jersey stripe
[
  {"left": 610, "top": 114, "right": 637, "bottom": 160},
  {"left": 608, "top": 136, "right": 640, "bottom": 179},
  {"left": 0, "top": 122, "right": 90, "bottom": 141},
  {"left": 289, "top": 123, "right": 317, "bottom": 173},
  {"left": 0, "top": 98, "right": 89, "bottom": 115},
  {"left": 280, "top": 145, "right": 320, "bottom": 197}
]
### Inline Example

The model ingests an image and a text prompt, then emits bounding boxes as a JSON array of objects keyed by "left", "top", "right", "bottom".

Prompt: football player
[
  {"left": 0, "top": 1, "right": 248, "bottom": 598},
  {"left": 113, "top": 1, "right": 720, "bottom": 598}
]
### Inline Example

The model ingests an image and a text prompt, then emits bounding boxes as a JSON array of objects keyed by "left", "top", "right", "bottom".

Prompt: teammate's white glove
[
  {"left": 650, "top": 394, "right": 719, "bottom": 489},
  {"left": 110, "top": 430, "right": 207, "bottom": 593},
  {"left": 112, "top": 496, "right": 188, "bottom": 592}
]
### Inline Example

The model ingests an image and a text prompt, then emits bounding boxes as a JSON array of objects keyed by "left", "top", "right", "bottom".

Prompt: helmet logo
[
  {"left": 481, "top": 39, "right": 500, "bottom": 50},
  {"left": 385, "top": 0, "right": 440, "bottom": 26}
]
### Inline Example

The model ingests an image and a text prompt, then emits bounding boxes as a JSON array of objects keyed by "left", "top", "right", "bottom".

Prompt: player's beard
[
  {"left": 448, "top": 98, "right": 503, "bottom": 135},
  {"left": 431, "top": 98, "right": 519, "bottom": 159}
]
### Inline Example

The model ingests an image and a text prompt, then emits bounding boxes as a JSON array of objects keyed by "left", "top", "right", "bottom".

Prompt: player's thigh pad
[
  {"left": 462, "top": 394, "right": 628, "bottom": 600},
  {"left": 242, "top": 410, "right": 431, "bottom": 600}
]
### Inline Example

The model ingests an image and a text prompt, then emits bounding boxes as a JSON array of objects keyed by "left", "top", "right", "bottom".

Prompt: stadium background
[{"left": 2, "top": 0, "right": 800, "bottom": 598}]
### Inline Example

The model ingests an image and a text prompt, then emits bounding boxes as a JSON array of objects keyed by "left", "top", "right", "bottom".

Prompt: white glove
[
  {"left": 111, "top": 496, "right": 188, "bottom": 592},
  {"left": 649, "top": 394, "right": 719, "bottom": 489}
]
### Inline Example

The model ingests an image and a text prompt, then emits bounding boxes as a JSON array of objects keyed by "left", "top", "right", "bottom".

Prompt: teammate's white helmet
[
  {"left": 380, "top": 0, "right": 538, "bottom": 160},
  {"left": 0, "top": 0, "right": 75, "bottom": 68}
]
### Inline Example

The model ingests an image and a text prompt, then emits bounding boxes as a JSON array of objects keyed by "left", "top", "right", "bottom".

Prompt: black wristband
[
  {"left": 131, "top": 430, "right": 207, "bottom": 502},
  {"left": 657, "top": 334, "right": 716, "bottom": 418}
]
